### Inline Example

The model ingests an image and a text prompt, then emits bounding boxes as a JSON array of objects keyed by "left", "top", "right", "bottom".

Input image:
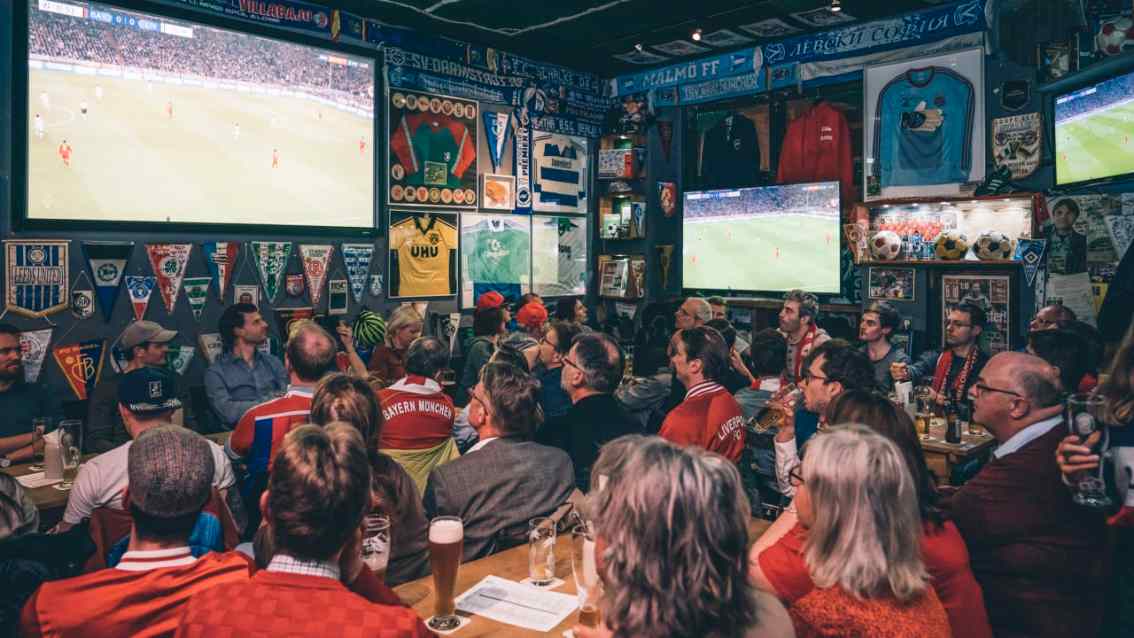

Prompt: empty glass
[{"left": 361, "top": 513, "right": 391, "bottom": 581}]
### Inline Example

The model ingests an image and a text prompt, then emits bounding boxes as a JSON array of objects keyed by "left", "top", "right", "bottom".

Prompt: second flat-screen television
[
  {"left": 1054, "top": 65, "right": 1134, "bottom": 186},
  {"left": 683, "top": 181, "right": 841, "bottom": 294},
  {"left": 22, "top": 0, "right": 376, "bottom": 231}
]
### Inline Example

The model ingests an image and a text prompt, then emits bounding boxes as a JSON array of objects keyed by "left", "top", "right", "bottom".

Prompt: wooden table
[
  {"left": 394, "top": 518, "right": 771, "bottom": 636},
  {"left": 919, "top": 422, "right": 996, "bottom": 485}
]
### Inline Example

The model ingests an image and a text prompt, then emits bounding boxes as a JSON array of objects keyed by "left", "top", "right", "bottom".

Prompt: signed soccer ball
[
  {"left": 934, "top": 230, "right": 969, "bottom": 260},
  {"left": 974, "top": 231, "right": 1014, "bottom": 260},
  {"left": 870, "top": 230, "right": 903, "bottom": 261},
  {"left": 1097, "top": 16, "right": 1134, "bottom": 56}
]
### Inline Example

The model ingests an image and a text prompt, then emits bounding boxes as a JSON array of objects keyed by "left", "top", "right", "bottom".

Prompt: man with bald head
[
  {"left": 941, "top": 352, "right": 1105, "bottom": 638},
  {"left": 675, "top": 297, "right": 712, "bottom": 331},
  {"left": 1028, "top": 302, "right": 1076, "bottom": 333}
]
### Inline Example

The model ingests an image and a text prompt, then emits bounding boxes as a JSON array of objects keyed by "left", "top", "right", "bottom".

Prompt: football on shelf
[
  {"left": 1097, "top": 16, "right": 1134, "bottom": 56},
  {"left": 974, "top": 231, "right": 1015, "bottom": 260},
  {"left": 934, "top": 230, "right": 969, "bottom": 260},
  {"left": 870, "top": 230, "right": 904, "bottom": 261}
]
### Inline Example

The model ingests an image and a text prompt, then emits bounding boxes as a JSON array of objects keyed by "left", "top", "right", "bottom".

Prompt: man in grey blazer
[{"left": 423, "top": 361, "right": 575, "bottom": 562}]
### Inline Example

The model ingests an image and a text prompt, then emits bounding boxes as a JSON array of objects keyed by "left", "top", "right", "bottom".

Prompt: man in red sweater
[
  {"left": 659, "top": 326, "right": 744, "bottom": 462},
  {"left": 177, "top": 424, "right": 434, "bottom": 637},
  {"left": 942, "top": 353, "right": 1105, "bottom": 638}
]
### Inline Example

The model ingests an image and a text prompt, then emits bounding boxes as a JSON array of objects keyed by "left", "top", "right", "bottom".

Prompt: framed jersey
[
  {"left": 460, "top": 213, "right": 531, "bottom": 308},
  {"left": 532, "top": 215, "right": 587, "bottom": 298},
  {"left": 531, "top": 132, "right": 589, "bottom": 214},
  {"left": 388, "top": 91, "right": 479, "bottom": 209},
  {"left": 388, "top": 211, "right": 459, "bottom": 299}
]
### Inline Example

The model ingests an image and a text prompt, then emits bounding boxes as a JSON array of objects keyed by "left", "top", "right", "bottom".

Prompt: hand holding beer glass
[
  {"left": 1065, "top": 393, "right": 1112, "bottom": 508},
  {"left": 428, "top": 516, "right": 464, "bottom": 631}
]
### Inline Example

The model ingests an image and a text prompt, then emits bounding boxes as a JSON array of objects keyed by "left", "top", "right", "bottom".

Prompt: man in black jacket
[{"left": 537, "top": 332, "right": 639, "bottom": 491}]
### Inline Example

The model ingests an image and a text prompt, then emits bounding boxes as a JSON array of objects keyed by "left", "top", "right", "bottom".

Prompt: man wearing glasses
[
  {"left": 534, "top": 321, "right": 582, "bottom": 420},
  {"left": 940, "top": 352, "right": 1105, "bottom": 638},
  {"left": 893, "top": 302, "right": 990, "bottom": 406}
]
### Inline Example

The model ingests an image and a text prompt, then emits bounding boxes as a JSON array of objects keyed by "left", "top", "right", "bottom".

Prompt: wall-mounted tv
[
  {"left": 682, "top": 181, "right": 841, "bottom": 294},
  {"left": 19, "top": 0, "right": 376, "bottom": 232},
  {"left": 1054, "top": 66, "right": 1134, "bottom": 186}
]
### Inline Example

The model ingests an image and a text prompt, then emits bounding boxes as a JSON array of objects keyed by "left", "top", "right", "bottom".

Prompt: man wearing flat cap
[
  {"left": 56, "top": 368, "right": 233, "bottom": 533},
  {"left": 21, "top": 426, "right": 256, "bottom": 637}
]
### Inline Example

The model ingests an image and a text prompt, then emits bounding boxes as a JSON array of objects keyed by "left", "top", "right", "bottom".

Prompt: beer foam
[{"left": 429, "top": 518, "right": 463, "bottom": 543}]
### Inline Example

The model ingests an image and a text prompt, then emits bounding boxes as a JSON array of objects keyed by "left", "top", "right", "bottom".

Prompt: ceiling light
[
  {"left": 830, "top": 0, "right": 842, "bottom": 12},
  {"left": 634, "top": 43, "right": 644, "bottom": 52},
  {"left": 691, "top": 28, "right": 703, "bottom": 42}
]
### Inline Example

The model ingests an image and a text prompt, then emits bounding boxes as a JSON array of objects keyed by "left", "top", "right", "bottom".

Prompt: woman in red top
[
  {"left": 751, "top": 391, "right": 992, "bottom": 638},
  {"left": 367, "top": 306, "right": 422, "bottom": 386}
]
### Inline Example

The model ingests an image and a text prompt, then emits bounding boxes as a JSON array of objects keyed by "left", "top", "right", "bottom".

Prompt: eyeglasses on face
[
  {"left": 972, "top": 381, "right": 1021, "bottom": 398},
  {"left": 802, "top": 370, "right": 830, "bottom": 384},
  {"left": 945, "top": 320, "right": 972, "bottom": 328},
  {"left": 562, "top": 356, "right": 581, "bottom": 371},
  {"left": 788, "top": 464, "right": 805, "bottom": 487}
]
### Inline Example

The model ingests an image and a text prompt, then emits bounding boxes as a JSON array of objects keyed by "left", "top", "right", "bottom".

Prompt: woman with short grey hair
[{"left": 575, "top": 436, "right": 793, "bottom": 638}]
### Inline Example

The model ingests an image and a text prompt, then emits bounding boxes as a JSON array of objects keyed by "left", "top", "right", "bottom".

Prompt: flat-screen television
[
  {"left": 20, "top": 0, "right": 376, "bottom": 232},
  {"left": 1054, "top": 66, "right": 1134, "bottom": 186},
  {"left": 682, "top": 181, "right": 841, "bottom": 294}
]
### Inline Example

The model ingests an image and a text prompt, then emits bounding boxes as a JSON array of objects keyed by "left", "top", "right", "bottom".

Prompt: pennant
[
  {"left": 657, "top": 181, "right": 677, "bottom": 217},
  {"left": 125, "top": 275, "right": 156, "bottom": 321},
  {"left": 19, "top": 328, "right": 52, "bottom": 384},
  {"left": 275, "top": 307, "right": 314, "bottom": 339},
  {"left": 4, "top": 240, "right": 69, "bottom": 318},
  {"left": 1105, "top": 214, "right": 1134, "bottom": 259},
  {"left": 83, "top": 241, "right": 133, "bottom": 321},
  {"left": 145, "top": 244, "right": 192, "bottom": 313},
  {"left": 370, "top": 274, "right": 383, "bottom": 297},
  {"left": 201, "top": 242, "right": 240, "bottom": 301},
  {"left": 1014, "top": 238, "right": 1047, "bottom": 287},
  {"left": 513, "top": 112, "right": 532, "bottom": 214},
  {"left": 198, "top": 332, "right": 224, "bottom": 365},
  {"left": 109, "top": 347, "right": 129, "bottom": 374},
  {"left": 286, "top": 273, "right": 306, "bottom": 298},
  {"left": 657, "top": 120, "right": 674, "bottom": 162},
  {"left": 165, "top": 345, "right": 196, "bottom": 375},
  {"left": 53, "top": 339, "right": 105, "bottom": 401},
  {"left": 250, "top": 241, "right": 292, "bottom": 302},
  {"left": 233, "top": 284, "right": 261, "bottom": 307},
  {"left": 342, "top": 243, "right": 375, "bottom": 303},
  {"left": 328, "top": 278, "right": 349, "bottom": 315},
  {"left": 299, "top": 244, "right": 334, "bottom": 306},
  {"left": 182, "top": 276, "right": 211, "bottom": 321},
  {"left": 656, "top": 244, "right": 674, "bottom": 290},
  {"left": 70, "top": 270, "right": 95, "bottom": 320},
  {"left": 482, "top": 110, "right": 513, "bottom": 173}
]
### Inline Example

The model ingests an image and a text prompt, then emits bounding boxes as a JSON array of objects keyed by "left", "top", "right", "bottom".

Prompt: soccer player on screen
[
  {"left": 166, "top": 101, "right": 173, "bottom": 119},
  {"left": 359, "top": 137, "right": 366, "bottom": 155},
  {"left": 34, "top": 113, "right": 45, "bottom": 139},
  {"left": 80, "top": 101, "right": 88, "bottom": 120},
  {"left": 272, "top": 148, "right": 279, "bottom": 169},
  {"left": 40, "top": 91, "right": 49, "bottom": 110},
  {"left": 95, "top": 85, "right": 103, "bottom": 101},
  {"left": 233, "top": 123, "right": 240, "bottom": 141},
  {"left": 58, "top": 140, "right": 72, "bottom": 168}
]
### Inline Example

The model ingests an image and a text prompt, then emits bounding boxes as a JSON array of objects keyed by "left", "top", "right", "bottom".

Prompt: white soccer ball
[
  {"left": 869, "top": 230, "right": 903, "bottom": 261},
  {"left": 1097, "top": 16, "right": 1134, "bottom": 56},
  {"left": 934, "top": 230, "right": 969, "bottom": 260},
  {"left": 974, "top": 231, "right": 1015, "bottom": 260}
]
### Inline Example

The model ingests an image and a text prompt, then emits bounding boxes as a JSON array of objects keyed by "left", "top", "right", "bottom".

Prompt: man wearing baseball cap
[
  {"left": 57, "top": 368, "right": 234, "bottom": 533},
  {"left": 86, "top": 320, "right": 182, "bottom": 453},
  {"left": 22, "top": 426, "right": 255, "bottom": 636}
]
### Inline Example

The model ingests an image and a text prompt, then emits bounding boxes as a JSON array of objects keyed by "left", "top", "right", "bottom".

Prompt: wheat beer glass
[{"left": 427, "top": 516, "right": 464, "bottom": 631}]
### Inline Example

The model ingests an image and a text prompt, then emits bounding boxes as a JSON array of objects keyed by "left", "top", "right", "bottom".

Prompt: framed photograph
[
  {"left": 791, "top": 7, "right": 855, "bottom": 27},
  {"left": 481, "top": 173, "right": 515, "bottom": 210},
  {"left": 941, "top": 274, "right": 1011, "bottom": 355},
  {"left": 387, "top": 90, "right": 478, "bottom": 209},
  {"left": 233, "top": 284, "right": 260, "bottom": 308},
  {"left": 387, "top": 211, "right": 459, "bottom": 299},
  {"left": 738, "top": 18, "right": 800, "bottom": 38},
  {"left": 698, "top": 29, "right": 753, "bottom": 48},
  {"left": 651, "top": 40, "right": 710, "bottom": 57},
  {"left": 868, "top": 267, "right": 916, "bottom": 301},
  {"left": 1040, "top": 38, "right": 1078, "bottom": 82},
  {"left": 612, "top": 49, "right": 669, "bottom": 65},
  {"left": 460, "top": 213, "right": 531, "bottom": 308}
]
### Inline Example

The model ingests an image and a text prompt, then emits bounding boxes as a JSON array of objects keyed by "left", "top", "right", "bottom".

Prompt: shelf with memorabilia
[
  {"left": 599, "top": 194, "right": 647, "bottom": 240},
  {"left": 598, "top": 133, "right": 646, "bottom": 182}
]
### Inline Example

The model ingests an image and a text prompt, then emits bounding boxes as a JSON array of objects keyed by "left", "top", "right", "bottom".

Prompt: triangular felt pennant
[
  {"left": 657, "top": 121, "right": 674, "bottom": 162},
  {"left": 201, "top": 242, "right": 240, "bottom": 301},
  {"left": 250, "top": 242, "right": 292, "bottom": 302},
  {"left": 19, "top": 328, "right": 53, "bottom": 383},
  {"left": 109, "top": 347, "right": 129, "bottom": 375},
  {"left": 53, "top": 339, "right": 105, "bottom": 401},
  {"left": 69, "top": 270, "right": 95, "bottom": 320},
  {"left": 341, "top": 243, "right": 375, "bottom": 303},
  {"left": 1014, "top": 238, "right": 1047, "bottom": 287},
  {"left": 482, "top": 110, "right": 513, "bottom": 172},
  {"left": 182, "top": 276, "right": 211, "bottom": 322},
  {"left": 125, "top": 275, "right": 156, "bottom": 321},
  {"left": 299, "top": 244, "right": 334, "bottom": 306},
  {"left": 198, "top": 332, "right": 224, "bottom": 365},
  {"left": 165, "top": 345, "right": 196, "bottom": 375},
  {"left": 145, "top": 244, "right": 192, "bottom": 314},
  {"left": 83, "top": 241, "right": 134, "bottom": 321}
]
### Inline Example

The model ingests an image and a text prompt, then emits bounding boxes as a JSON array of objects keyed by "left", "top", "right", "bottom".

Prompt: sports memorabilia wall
[
  {"left": 532, "top": 216, "right": 587, "bottom": 298},
  {"left": 460, "top": 213, "right": 531, "bottom": 308},
  {"left": 531, "top": 132, "right": 589, "bottom": 214},
  {"left": 4, "top": 240, "right": 69, "bottom": 318},
  {"left": 864, "top": 47, "right": 985, "bottom": 200},
  {"left": 388, "top": 91, "right": 478, "bottom": 209},
  {"left": 388, "top": 211, "right": 459, "bottom": 299},
  {"left": 866, "top": 196, "right": 1033, "bottom": 262}
]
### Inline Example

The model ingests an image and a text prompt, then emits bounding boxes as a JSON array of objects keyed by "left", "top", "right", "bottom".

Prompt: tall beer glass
[
  {"left": 428, "top": 516, "right": 464, "bottom": 631},
  {"left": 570, "top": 523, "right": 603, "bottom": 628}
]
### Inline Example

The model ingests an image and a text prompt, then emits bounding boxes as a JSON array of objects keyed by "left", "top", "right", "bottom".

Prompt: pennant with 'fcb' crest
[
  {"left": 82, "top": 241, "right": 133, "bottom": 321},
  {"left": 482, "top": 111, "right": 512, "bottom": 173},
  {"left": 145, "top": 244, "right": 192, "bottom": 313},
  {"left": 201, "top": 242, "right": 240, "bottom": 301},
  {"left": 341, "top": 243, "right": 375, "bottom": 303},
  {"left": 53, "top": 339, "right": 105, "bottom": 401},
  {"left": 125, "top": 275, "right": 156, "bottom": 321},
  {"left": 251, "top": 242, "right": 292, "bottom": 302},
  {"left": 20, "top": 328, "right": 52, "bottom": 384},
  {"left": 299, "top": 245, "right": 334, "bottom": 306},
  {"left": 182, "top": 276, "right": 211, "bottom": 322}
]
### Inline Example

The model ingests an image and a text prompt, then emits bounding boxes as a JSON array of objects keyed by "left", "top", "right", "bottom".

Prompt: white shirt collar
[
  {"left": 116, "top": 546, "right": 197, "bottom": 571},
  {"left": 467, "top": 436, "right": 499, "bottom": 454},
  {"left": 994, "top": 415, "right": 1064, "bottom": 459}
]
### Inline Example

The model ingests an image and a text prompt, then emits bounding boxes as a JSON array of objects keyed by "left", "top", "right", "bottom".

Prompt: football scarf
[
  {"left": 145, "top": 244, "right": 192, "bottom": 314},
  {"left": 299, "top": 244, "right": 334, "bottom": 306},
  {"left": 341, "top": 243, "right": 375, "bottom": 303},
  {"left": 931, "top": 347, "right": 980, "bottom": 403},
  {"left": 251, "top": 242, "right": 292, "bottom": 302},
  {"left": 790, "top": 324, "right": 822, "bottom": 383},
  {"left": 125, "top": 275, "right": 156, "bottom": 321},
  {"left": 182, "top": 276, "right": 211, "bottom": 322},
  {"left": 513, "top": 111, "right": 533, "bottom": 214},
  {"left": 201, "top": 242, "right": 240, "bottom": 301},
  {"left": 19, "top": 328, "right": 53, "bottom": 383},
  {"left": 4, "top": 240, "right": 69, "bottom": 318},
  {"left": 53, "top": 339, "right": 105, "bottom": 401},
  {"left": 82, "top": 241, "right": 133, "bottom": 321}
]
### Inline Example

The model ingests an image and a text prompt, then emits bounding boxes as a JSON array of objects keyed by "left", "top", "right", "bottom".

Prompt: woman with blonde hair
[
  {"left": 367, "top": 305, "right": 423, "bottom": 386},
  {"left": 753, "top": 426, "right": 949, "bottom": 637}
]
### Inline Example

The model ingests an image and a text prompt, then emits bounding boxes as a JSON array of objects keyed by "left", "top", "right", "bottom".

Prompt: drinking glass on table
[
  {"left": 528, "top": 516, "right": 556, "bottom": 586},
  {"left": 427, "top": 516, "right": 464, "bottom": 631},
  {"left": 1065, "top": 393, "right": 1111, "bottom": 508},
  {"left": 361, "top": 513, "right": 391, "bottom": 582},
  {"left": 31, "top": 417, "right": 48, "bottom": 466},
  {"left": 570, "top": 523, "right": 603, "bottom": 629},
  {"left": 914, "top": 386, "right": 933, "bottom": 440},
  {"left": 57, "top": 420, "right": 83, "bottom": 489}
]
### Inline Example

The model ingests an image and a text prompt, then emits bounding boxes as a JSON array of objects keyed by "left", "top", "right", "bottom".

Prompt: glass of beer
[
  {"left": 570, "top": 523, "right": 603, "bottom": 628},
  {"left": 1066, "top": 393, "right": 1111, "bottom": 508},
  {"left": 914, "top": 386, "right": 932, "bottom": 440},
  {"left": 361, "top": 513, "right": 391, "bottom": 582},
  {"left": 58, "top": 420, "right": 82, "bottom": 489},
  {"left": 528, "top": 517, "right": 556, "bottom": 586},
  {"left": 427, "top": 516, "right": 464, "bottom": 631}
]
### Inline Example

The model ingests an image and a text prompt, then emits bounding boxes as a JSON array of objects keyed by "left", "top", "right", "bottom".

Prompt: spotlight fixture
[
  {"left": 634, "top": 42, "right": 644, "bottom": 52},
  {"left": 829, "top": 0, "right": 842, "bottom": 12},
  {"left": 691, "top": 28, "right": 703, "bottom": 42}
]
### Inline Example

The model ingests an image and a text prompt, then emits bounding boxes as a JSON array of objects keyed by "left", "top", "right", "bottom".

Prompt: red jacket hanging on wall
[{"left": 776, "top": 101, "right": 857, "bottom": 204}]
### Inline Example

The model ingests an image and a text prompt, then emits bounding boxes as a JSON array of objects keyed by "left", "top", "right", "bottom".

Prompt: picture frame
[
  {"left": 387, "top": 90, "right": 478, "bottom": 209},
  {"left": 387, "top": 211, "right": 459, "bottom": 299},
  {"left": 868, "top": 267, "right": 916, "bottom": 301},
  {"left": 481, "top": 173, "right": 516, "bottom": 210},
  {"left": 941, "top": 274, "right": 1011, "bottom": 355}
]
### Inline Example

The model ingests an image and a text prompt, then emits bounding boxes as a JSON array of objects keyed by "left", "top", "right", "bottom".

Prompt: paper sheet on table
[
  {"left": 15, "top": 472, "right": 63, "bottom": 489},
  {"left": 455, "top": 575, "right": 578, "bottom": 632}
]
